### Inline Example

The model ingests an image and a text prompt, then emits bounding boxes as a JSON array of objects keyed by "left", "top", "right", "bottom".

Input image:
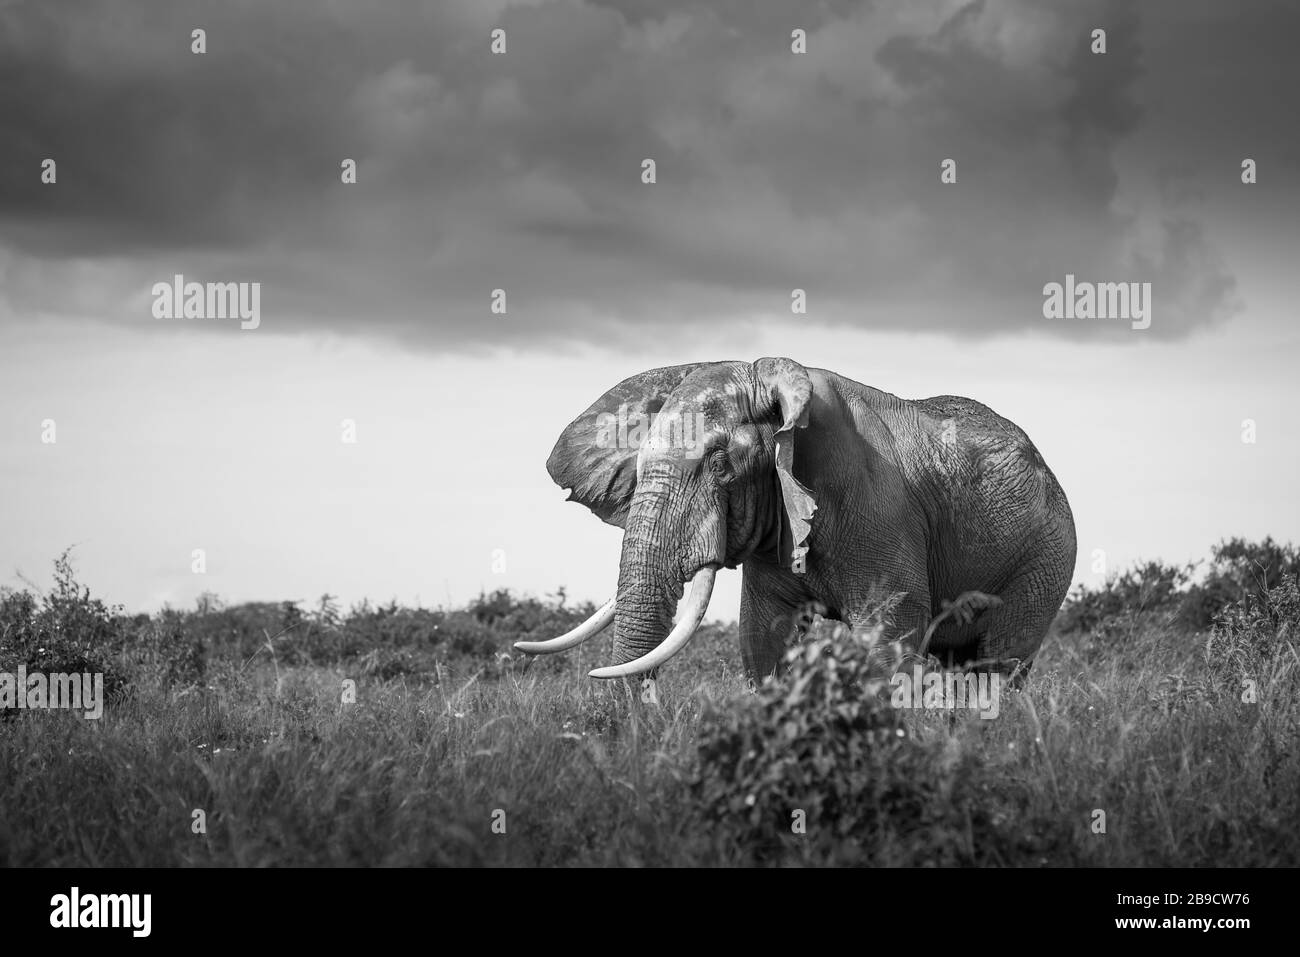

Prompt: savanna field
[{"left": 2, "top": 542, "right": 1298, "bottom": 867}]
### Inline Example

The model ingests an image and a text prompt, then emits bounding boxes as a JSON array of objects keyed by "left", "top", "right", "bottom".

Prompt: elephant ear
[
  {"left": 547, "top": 363, "right": 714, "bottom": 528},
  {"left": 754, "top": 357, "right": 816, "bottom": 574}
]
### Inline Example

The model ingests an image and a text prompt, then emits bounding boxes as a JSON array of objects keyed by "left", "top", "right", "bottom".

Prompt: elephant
[{"left": 515, "top": 358, "right": 1076, "bottom": 687}]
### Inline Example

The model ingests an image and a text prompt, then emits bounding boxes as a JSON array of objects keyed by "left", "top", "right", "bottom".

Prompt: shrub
[
  {"left": 1188, "top": 537, "right": 1300, "bottom": 628},
  {"left": 690, "top": 619, "right": 975, "bottom": 865},
  {"left": 1208, "top": 577, "right": 1300, "bottom": 665},
  {"left": 129, "top": 611, "right": 207, "bottom": 690},
  {"left": 0, "top": 551, "right": 131, "bottom": 704},
  {"left": 1059, "top": 539, "right": 1300, "bottom": 640},
  {"left": 1058, "top": 560, "right": 1194, "bottom": 639}
]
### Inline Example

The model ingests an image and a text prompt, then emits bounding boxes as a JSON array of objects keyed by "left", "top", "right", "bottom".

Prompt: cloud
[{"left": 0, "top": 0, "right": 1279, "bottom": 345}]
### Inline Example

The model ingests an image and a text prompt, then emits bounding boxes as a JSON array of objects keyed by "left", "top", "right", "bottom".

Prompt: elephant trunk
[
  {"left": 592, "top": 565, "right": 715, "bottom": 679},
  {"left": 610, "top": 482, "right": 682, "bottom": 665},
  {"left": 589, "top": 470, "right": 717, "bottom": 678}
]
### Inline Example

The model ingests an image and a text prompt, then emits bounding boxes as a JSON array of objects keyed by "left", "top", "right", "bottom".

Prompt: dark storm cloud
[{"left": 0, "top": 0, "right": 1291, "bottom": 344}]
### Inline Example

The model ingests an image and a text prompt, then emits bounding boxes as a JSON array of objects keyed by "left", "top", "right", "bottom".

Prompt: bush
[
  {"left": 1209, "top": 577, "right": 1300, "bottom": 665},
  {"left": 1058, "top": 538, "right": 1300, "bottom": 640},
  {"left": 0, "top": 551, "right": 131, "bottom": 704},
  {"left": 1189, "top": 537, "right": 1300, "bottom": 628},
  {"left": 137, "top": 586, "right": 599, "bottom": 682},
  {"left": 1058, "top": 560, "right": 1194, "bottom": 638},
  {"left": 691, "top": 619, "right": 978, "bottom": 865},
  {"left": 131, "top": 611, "right": 207, "bottom": 690}
]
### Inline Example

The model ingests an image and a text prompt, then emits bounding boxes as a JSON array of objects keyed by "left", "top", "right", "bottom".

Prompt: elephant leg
[
  {"left": 738, "top": 561, "right": 818, "bottom": 685},
  {"left": 974, "top": 567, "right": 1068, "bottom": 688}
]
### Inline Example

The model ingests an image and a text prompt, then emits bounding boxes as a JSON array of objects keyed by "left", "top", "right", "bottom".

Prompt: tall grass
[{"left": 1, "top": 551, "right": 1296, "bottom": 866}]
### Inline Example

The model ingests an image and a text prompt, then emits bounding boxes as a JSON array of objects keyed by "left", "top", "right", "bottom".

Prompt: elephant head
[{"left": 516, "top": 359, "right": 817, "bottom": 678}]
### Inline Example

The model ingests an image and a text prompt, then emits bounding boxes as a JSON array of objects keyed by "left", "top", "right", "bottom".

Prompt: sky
[{"left": 1, "top": 0, "right": 1297, "bottom": 622}]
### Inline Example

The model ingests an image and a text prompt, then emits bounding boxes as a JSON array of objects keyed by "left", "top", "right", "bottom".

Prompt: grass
[{"left": 1, "top": 553, "right": 1297, "bottom": 866}]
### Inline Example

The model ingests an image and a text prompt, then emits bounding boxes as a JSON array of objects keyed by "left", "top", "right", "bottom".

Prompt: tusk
[
  {"left": 513, "top": 597, "right": 615, "bottom": 655},
  {"left": 589, "top": 566, "right": 717, "bottom": 679}
]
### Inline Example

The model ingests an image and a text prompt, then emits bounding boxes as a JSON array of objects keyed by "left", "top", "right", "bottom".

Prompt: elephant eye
[{"left": 707, "top": 450, "right": 730, "bottom": 478}]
